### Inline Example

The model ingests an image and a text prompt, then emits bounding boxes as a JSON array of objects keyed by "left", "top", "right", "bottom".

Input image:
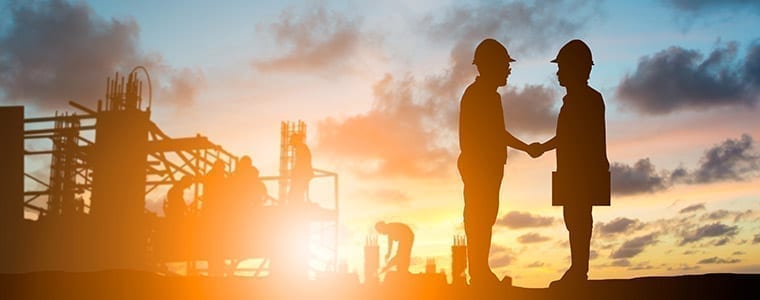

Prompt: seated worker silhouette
[
  {"left": 230, "top": 155, "right": 267, "bottom": 211},
  {"left": 374, "top": 221, "right": 414, "bottom": 274},
  {"left": 530, "top": 39, "right": 610, "bottom": 287},
  {"left": 288, "top": 133, "right": 313, "bottom": 203},
  {"left": 202, "top": 160, "right": 227, "bottom": 219},
  {"left": 458, "top": 38, "right": 534, "bottom": 288},
  {"left": 202, "top": 161, "right": 228, "bottom": 277},
  {"left": 164, "top": 175, "right": 193, "bottom": 220}
]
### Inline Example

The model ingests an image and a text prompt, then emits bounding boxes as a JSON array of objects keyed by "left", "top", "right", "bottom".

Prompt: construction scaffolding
[{"left": 2, "top": 67, "right": 339, "bottom": 278}]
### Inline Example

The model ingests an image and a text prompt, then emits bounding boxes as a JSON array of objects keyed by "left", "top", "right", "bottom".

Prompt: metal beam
[
  {"left": 24, "top": 125, "right": 96, "bottom": 135},
  {"left": 24, "top": 115, "right": 96, "bottom": 123}
]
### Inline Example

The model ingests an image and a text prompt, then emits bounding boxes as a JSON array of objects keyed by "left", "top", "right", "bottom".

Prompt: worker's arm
[
  {"left": 385, "top": 238, "right": 393, "bottom": 260},
  {"left": 504, "top": 130, "right": 530, "bottom": 152},
  {"left": 540, "top": 136, "right": 558, "bottom": 153}
]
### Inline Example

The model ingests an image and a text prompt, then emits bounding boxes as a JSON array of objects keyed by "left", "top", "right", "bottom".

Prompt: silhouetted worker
[
  {"left": 203, "top": 160, "right": 227, "bottom": 277},
  {"left": 531, "top": 39, "right": 610, "bottom": 287},
  {"left": 203, "top": 160, "right": 227, "bottom": 218},
  {"left": 289, "top": 133, "right": 313, "bottom": 203},
  {"left": 458, "top": 38, "right": 533, "bottom": 287},
  {"left": 374, "top": 221, "right": 414, "bottom": 274},
  {"left": 230, "top": 156, "right": 267, "bottom": 211},
  {"left": 250, "top": 167, "right": 268, "bottom": 206},
  {"left": 165, "top": 175, "right": 193, "bottom": 220}
]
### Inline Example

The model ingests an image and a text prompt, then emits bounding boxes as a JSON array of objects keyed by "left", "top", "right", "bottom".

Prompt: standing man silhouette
[
  {"left": 289, "top": 133, "right": 313, "bottom": 203},
  {"left": 531, "top": 39, "right": 610, "bottom": 287},
  {"left": 458, "top": 38, "right": 533, "bottom": 287}
]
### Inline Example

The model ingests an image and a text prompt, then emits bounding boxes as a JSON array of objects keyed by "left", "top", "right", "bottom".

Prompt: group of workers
[
  {"left": 163, "top": 155, "right": 268, "bottom": 221},
  {"left": 163, "top": 132, "right": 313, "bottom": 221}
]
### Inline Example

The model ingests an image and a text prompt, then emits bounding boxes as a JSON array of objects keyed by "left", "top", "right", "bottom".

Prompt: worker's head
[
  {"left": 551, "top": 39, "right": 593, "bottom": 87},
  {"left": 239, "top": 156, "right": 252, "bottom": 168},
  {"left": 374, "top": 221, "right": 387, "bottom": 234},
  {"left": 212, "top": 160, "right": 226, "bottom": 171},
  {"left": 473, "top": 38, "right": 515, "bottom": 87}
]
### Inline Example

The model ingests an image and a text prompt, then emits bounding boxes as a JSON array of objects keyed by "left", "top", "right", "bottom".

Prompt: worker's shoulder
[
  {"left": 462, "top": 80, "right": 496, "bottom": 102},
  {"left": 579, "top": 85, "right": 604, "bottom": 108},
  {"left": 585, "top": 85, "right": 603, "bottom": 99}
]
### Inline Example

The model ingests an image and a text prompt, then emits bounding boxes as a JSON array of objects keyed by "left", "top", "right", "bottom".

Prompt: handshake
[{"left": 526, "top": 142, "right": 545, "bottom": 158}]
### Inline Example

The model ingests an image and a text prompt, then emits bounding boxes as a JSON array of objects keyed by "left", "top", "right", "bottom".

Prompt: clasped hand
[{"left": 527, "top": 142, "right": 545, "bottom": 158}]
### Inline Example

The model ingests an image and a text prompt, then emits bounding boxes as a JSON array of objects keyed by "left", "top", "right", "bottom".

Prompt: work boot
[
  {"left": 549, "top": 268, "right": 587, "bottom": 289},
  {"left": 469, "top": 270, "right": 500, "bottom": 289},
  {"left": 500, "top": 275, "right": 512, "bottom": 287}
]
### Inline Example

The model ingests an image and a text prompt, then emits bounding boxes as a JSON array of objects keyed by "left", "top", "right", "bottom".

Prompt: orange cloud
[{"left": 316, "top": 74, "right": 456, "bottom": 178}]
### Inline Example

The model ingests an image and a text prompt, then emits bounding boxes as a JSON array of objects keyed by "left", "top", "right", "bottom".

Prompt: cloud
[
  {"left": 253, "top": 5, "right": 374, "bottom": 73},
  {"left": 713, "top": 237, "right": 730, "bottom": 246},
  {"left": 700, "top": 209, "right": 730, "bottom": 221},
  {"left": 316, "top": 74, "right": 456, "bottom": 178},
  {"left": 589, "top": 249, "right": 599, "bottom": 260},
  {"left": 667, "top": 264, "right": 700, "bottom": 271},
  {"left": 733, "top": 251, "right": 746, "bottom": 255},
  {"left": 525, "top": 261, "right": 545, "bottom": 268},
  {"left": 697, "top": 209, "right": 756, "bottom": 224},
  {"left": 610, "top": 233, "right": 659, "bottom": 259},
  {"left": 661, "top": 0, "right": 760, "bottom": 14},
  {"left": 158, "top": 68, "right": 206, "bottom": 108},
  {"left": 489, "top": 244, "right": 516, "bottom": 267},
  {"left": 697, "top": 256, "right": 741, "bottom": 264},
  {"left": 361, "top": 188, "right": 411, "bottom": 205},
  {"left": 595, "top": 217, "right": 644, "bottom": 236},
  {"left": 422, "top": 0, "right": 602, "bottom": 57},
  {"left": 0, "top": 0, "right": 204, "bottom": 112},
  {"left": 611, "top": 159, "right": 668, "bottom": 196},
  {"left": 516, "top": 232, "right": 552, "bottom": 244},
  {"left": 692, "top": 134, "right": 760, "bottom": 183},
  {"left": 496, "top": 211, "right": 556, "bottom": 229},
  {"left": 628, "top": 261, "right": 654, "bottom": 271},
  {"left": 611, "top": 259, "right": 631, "bottom": 267},
  {"left": 616, "top": 42, "right": 760, "bottom": 115},
  {"left": 679, "top": 203, "right": 706, "bottom": 214},
  {"left": 754, "top": 233, "right": 760, "bottom": 244},
  {"left": 502, "top": 84, "right": 559, "bottom": 135},
  {"left": 0, "top": 0, "right": 141, "bottom": 110},
  {"left": 680, "top": 222, "right": 738, "bottom": 245},
  {"left": 610, "top": 134, "right": 759, "bottom": 196}
]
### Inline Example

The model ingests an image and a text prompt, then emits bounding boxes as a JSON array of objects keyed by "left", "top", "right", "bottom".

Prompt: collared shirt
[{"left": 458, "top": 77, "right": 508, "bottom": 165}]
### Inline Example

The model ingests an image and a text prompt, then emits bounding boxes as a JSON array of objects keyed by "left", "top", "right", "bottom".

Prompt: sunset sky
[{"left": 2, "top": 0, "right": 759, "bottom": 288}]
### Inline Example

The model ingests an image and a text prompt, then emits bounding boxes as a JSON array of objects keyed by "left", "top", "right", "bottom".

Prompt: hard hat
[
  {"left": 551, "top": 39, "right": 593, "bottom": 66},
  {"left": 473, "top": 38, "right": 516, "bottom": 65}
]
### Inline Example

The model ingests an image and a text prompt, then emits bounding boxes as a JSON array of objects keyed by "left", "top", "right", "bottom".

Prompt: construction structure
[
  {"left": 0, "top": 67, "right": 338, "bottom": 278},
  {"left": 452, "top": 235, "right": 467, "bottom": 286},
  {"left": 364, "top": 235, "right": 379, "bottom": 284}
]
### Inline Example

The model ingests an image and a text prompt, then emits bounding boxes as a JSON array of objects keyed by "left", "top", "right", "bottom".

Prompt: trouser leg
[
  {"left": 564, "top": 205, "right": 592, "bottom": 277},
  {"left": 460, "top": 162, "right": 503, "bottom": 282}
]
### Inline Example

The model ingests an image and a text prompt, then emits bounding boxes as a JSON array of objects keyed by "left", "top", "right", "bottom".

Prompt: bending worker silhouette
[
  {"left": 531, "top": 39, "right": 610, "bottom": 287},
  {"left": 375, "top": 221, "right": 414, "bottom": 274},
  {"left": 458, "top": 39, "right": 533, "bottom": 287}
]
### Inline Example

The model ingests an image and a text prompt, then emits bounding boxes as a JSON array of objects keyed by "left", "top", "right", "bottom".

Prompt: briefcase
[{"left": 552, "top": 170, "right": 610, "bottom": 206}]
